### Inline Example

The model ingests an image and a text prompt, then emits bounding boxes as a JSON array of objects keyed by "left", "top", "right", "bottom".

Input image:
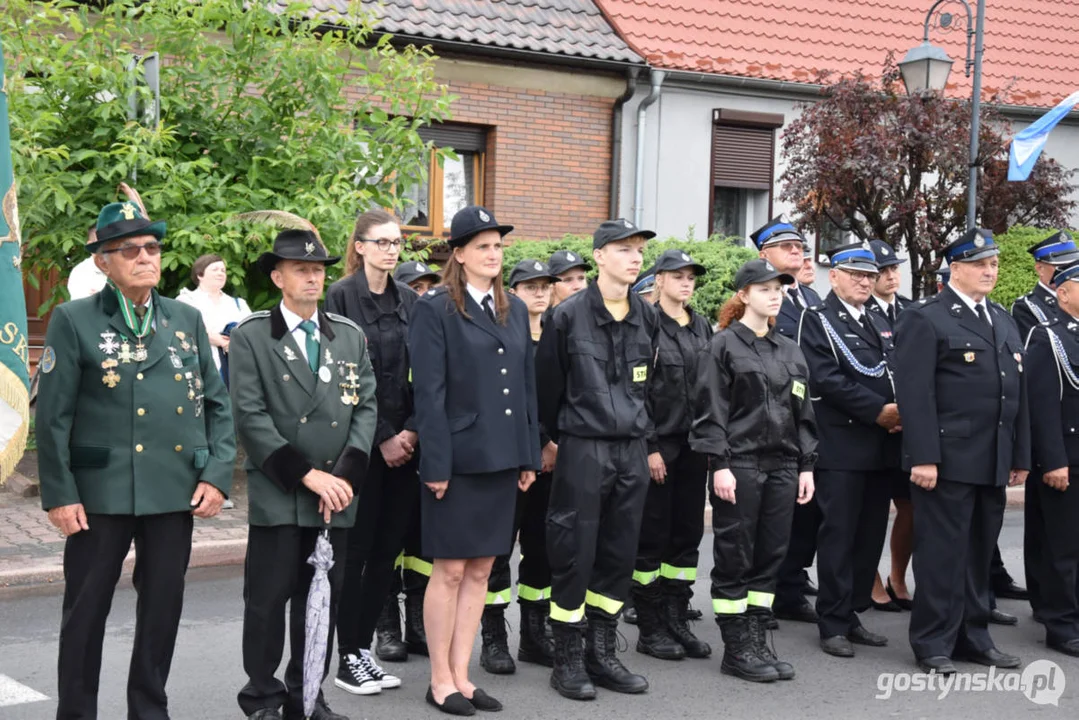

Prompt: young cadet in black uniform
[
  {"left": 750, "top": 217, "right": 823, "bottom": 624},
  {"left": 632, "top": 250, "right": 713, "bottom": 662},
  {"left": 1025, "top": 261, "right": 1079, "bottom": 658},
  {"left": 480, "top": 260, "right": 562, "bottom": 674},
  {"left": 865, "top": 239, "right": 915, "bottom": 613},
  {"left": 1011, "top": 231, "right": 1079, "bottom": 619},
  {"left": 325, "top": 210, "right": 416, "bottom": 696},
  {"left": 537, "top": 219, "right": 660, "bottom": 701},
  {"left": 797, "top": 242, "right": 897, "bottom": 657},
  {"left": 894, "top": 228, "right": 1030, "bottom": 675},
  {"left": 691, "top": 258, "right": 817, "bottom": 683},
  {"left": 547, "top": 249, "right": 590, "bottom": 308}
]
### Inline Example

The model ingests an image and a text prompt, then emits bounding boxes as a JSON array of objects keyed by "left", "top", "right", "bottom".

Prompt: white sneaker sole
[
  {"left": 334, "top": 677, "right": 383, "bottom": 695},
  {"left": 379, "top": 676, "right": 402, "bottom": 689}
]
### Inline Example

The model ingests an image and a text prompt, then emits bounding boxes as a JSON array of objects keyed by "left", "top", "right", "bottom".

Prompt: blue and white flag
[{"left": 1009, "top": 90, "right": 1079, "bottom": 181}]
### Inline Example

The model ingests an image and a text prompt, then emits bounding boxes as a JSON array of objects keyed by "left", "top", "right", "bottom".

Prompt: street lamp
[{"left": 899, "top": 0, "right": 986, "bottom": 231}]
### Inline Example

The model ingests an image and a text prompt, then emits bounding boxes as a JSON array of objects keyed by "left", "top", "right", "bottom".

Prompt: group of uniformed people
[{"left": 34, "top": 196, "right": 1079, "bottom": 720}]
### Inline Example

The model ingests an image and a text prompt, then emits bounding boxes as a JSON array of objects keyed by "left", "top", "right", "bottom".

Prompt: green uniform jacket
[
  {"left": 37, "top": 288, "right": 236, "bottom": 514},
  {"left": 229, "top": 305, "right": 377, "bottom": 528}
]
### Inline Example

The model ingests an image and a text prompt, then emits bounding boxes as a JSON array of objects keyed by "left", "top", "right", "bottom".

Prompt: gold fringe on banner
[{"left": 0, "top": 362, "right": 29, "bottom": 485}]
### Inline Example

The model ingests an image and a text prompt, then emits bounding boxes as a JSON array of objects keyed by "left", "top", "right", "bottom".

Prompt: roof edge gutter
[
  {"left": 633, "top": 69, "right": 665, "bottom": 228},
  {"left": 609, "top": 67, "right": 640, "bottom": 218}
]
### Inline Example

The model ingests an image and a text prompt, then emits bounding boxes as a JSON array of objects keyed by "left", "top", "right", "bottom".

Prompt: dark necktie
[
  {"left": 482, "top": 295, "right": 496, "bottom": 323},
  {"left": 298, "top": 319, "right": 319, "bottom": 374},
  {"left": 975, "top": 303, "right": 992, "bottom": 328},
  {"left": 886, "top": 304, "right": 896, "bottom": 325},
  {"left": 855, "top": 313, "right": 867, "bottom": 332},
  {"left": 787, "top": 288, "right": 804, "bottom": 309},
  {"left": 134, "top": 304, "right": 152, "bottom": 334}
]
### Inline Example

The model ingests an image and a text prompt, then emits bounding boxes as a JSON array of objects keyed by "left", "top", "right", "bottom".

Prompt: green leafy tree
[{"left": 4, "top": 0, "right": 453, "bottom": 310}]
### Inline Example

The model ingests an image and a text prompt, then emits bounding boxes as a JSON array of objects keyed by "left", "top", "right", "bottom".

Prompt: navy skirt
[{"left": 421, "top": 469, "right": 518, "bottom": 559}]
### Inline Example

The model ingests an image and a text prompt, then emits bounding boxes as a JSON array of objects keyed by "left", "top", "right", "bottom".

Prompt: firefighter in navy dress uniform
[
  {"left": 1024, "top": 260, "right": 1079, "bottom": 658},
  {"left": 893, "top": 228, "right": 1030, "bottom": 675},
  {"left": 690, "top": 258, "right": 817, "bottom": 683},
  {"left": 478, "top": 259, "right": 562, "bottom": 675},
  {"left": 1011, "top": 231, "right": 1079, "bottom": 619},
  {"left": 750, "top": 217, "right": 822, "bottom": 624},
  {"left": 797, "top": 242, "right": 898, "bottom": 657},
  {"left": 536, "top": 219, "right": 660, "bottom": 701},
  {"left": 408, "top": 206, "right": 541, "bottom": 716},
  {"left": 631, "top": 249, "right": 713, "bottom": 662}
]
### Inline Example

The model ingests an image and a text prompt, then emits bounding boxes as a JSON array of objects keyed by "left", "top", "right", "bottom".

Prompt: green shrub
[
  {"left": 502, "top": 234, "right": 756, "bottom": 322},
  {"left": 989, "top": 227, "right": 1068, "bottom": 309}
]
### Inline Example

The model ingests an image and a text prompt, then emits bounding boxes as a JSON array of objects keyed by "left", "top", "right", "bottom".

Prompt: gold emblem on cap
[
  {"left": 305, "top": 241, "right": 316, "bottom": 256},
  {"left": 120, "top": 202, "right": 137, "bottom": 220}
]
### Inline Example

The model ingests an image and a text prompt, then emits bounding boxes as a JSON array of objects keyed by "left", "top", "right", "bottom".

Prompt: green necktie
[{"left": 299, "top": 319, "right": 319, "bottom": 374}]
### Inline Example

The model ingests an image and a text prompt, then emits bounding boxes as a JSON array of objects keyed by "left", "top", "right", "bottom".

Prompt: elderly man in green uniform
[
  {"left": 230, "top": 229, "right": 377, "bottom": 720},
  {"left": 36, "top": 201, "right": 236, "bottom": 720}
]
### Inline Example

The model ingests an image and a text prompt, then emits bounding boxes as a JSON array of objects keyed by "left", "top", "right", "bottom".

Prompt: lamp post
[{"left": 898, "top": 0, "right": 986, "bottom": 231}]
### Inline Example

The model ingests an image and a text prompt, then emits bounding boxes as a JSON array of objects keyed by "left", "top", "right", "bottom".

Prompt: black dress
[{"left": 408, "top": 288, "right": 542, "bottom": 558}]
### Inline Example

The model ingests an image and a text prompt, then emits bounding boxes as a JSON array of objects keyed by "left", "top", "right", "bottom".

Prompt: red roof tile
[{"left": 595, "top": 0, "right": 1079, "bottom": 107}]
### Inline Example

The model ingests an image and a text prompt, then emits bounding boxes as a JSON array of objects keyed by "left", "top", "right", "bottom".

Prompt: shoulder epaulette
[
  {"left": 234, "top": 310, "right": 270, "bottom": 329},
  {"left": 324, "top": 311, "right": 362, "bottom": 333}
]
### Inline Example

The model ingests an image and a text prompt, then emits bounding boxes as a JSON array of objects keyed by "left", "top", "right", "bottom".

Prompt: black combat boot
[
  {"left": 585, "top": 614, "right": 649, "bottom": 694},
  {"left": 717, "top": 614, "right": 779, "bottom": 683},
  {"left": 403, "top": 592, "right": 428, "bottom": 657},
  {"left": 374, "top": 594, "right": 408, "bottom": 662},
  {"left": 633, "top": 589, "right": 685, "bottom": 660},
  {"left": 664, "top": 588, "right": 711, "bottom": 658},
  {"left": 518, "top": 601, "right": 555, "bottom": 667},
  {"left": 550, "top": 621, "right": 596, "bottom": 700},
  {"left": 748, "top": 607, "right": 794, "bottom": 679},
  {"left": 622, "top": 595, "right": 638, "bottom": 625},
  {"left": 480, "top": 605, "right": 516, "bottom": 674}
]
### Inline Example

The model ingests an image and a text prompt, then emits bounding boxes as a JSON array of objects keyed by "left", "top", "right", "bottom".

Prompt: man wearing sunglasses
[{"left": 36, "top": 201, "right": 236, "bottom": 719}]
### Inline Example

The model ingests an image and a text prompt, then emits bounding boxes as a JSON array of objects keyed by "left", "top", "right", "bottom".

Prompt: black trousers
[
  {"left": 488, "top": 471, "right": 553, "bottom": 605},
  {"left": 1034, "top": 470, "right": 1079, "bottom": 642},
  {"left": 711, "top": 463, "right": 798, "bottom": 612},
  {"left": 336, "top": 451, "right": 419, "bottom": 656},
  {"left": 909, "top": 480, "right": 1004, "bottom": 659},
  {"left": 1023, "top": 476, "right": 1045, "bottom": 612},
  {"left": 548, "top": 436, "right": 649, "bottom": 621},
  {"left": 56, "top": 512, "right": 193, "bottom": 720},
  {"left": 775, "top": 495, "right": 821, "bottom": 608},
  {"left": 633, "top": 438, "right": 707, "bottom": 598},
  {"left": 237, "top": 525, "right": 348, "bottom": 716},
  {"left": 814, "top": 469, "right": 893, "bottom": 637}
]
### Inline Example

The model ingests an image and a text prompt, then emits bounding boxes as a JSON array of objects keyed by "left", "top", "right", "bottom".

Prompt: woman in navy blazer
[{"left": 409, "top": 205, "right": 541, "bottom": 715}]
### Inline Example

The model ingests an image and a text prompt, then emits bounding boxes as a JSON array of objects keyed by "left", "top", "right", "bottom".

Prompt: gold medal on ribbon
[{"left": 102, "top": 370, "right": 121, "bottom": 388}]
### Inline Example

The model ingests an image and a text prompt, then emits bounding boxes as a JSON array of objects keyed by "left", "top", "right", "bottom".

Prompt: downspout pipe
[
  {"left": 634, "top": 69, "right": 665, "bottom": 227},
  {"left": 609, "top": 67, "right": 640, "bottom": 219}
]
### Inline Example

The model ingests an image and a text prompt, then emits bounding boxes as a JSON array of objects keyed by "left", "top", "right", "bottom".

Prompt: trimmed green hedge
[
  {"left": 989, "top": 227, "right": 1075, "bottom": 309},
  {"left": 501, "top": 235, "right": 757, "bottom": 322}
]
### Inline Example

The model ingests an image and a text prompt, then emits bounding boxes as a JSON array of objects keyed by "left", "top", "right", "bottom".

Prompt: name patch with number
[
  {"left": 792, "top": 380, "right": 806, "bottom": 399},
  {"left": 633, "top": 366, "right": 648, "bottom": 382}
]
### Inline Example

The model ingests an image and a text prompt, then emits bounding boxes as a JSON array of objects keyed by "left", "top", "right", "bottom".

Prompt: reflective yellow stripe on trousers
[{"left": 659, "top": 563, "right": 697, "bottom": 582}]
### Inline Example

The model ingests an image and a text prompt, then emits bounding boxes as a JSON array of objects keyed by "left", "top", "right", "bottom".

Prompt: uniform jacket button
[
  {"left": 331, "top": 421, "right": 339, "bottom": 428},
  {"left": 135, "top": 444, "right": 144, "bottom": 452},
  {"left": 136, "top": 372, "right": 144, "bottom": 380},
  {"left": 500, "top": 368, "right": 507, "bottom": 375},
  {"left": 137, "top": 408, "right": 146, "bottom": 416},
  {"left": 177, "top": 407, "right": 184, "bottom": 415},
  {"left": 325, "top": 460, "right": 333, "bottom": 467},
  {"left": 174, "top": 373, "right": 183, "bottom": 381},
  {"left": 175, "top": 445, "right": 183, "bottom": 452},
  {"left": 505, "top": 409, "right": 513, "bottom": 416},
  {"left": 498, "top": 348, "right": 505, "bottom": 355},
  {"left": 300, "top": 417, "right": 308, "bottom": 424},
  {"left": 283, "top": 374, "right": 290, "bottom": 381},
  {"left": 503, "top": 388, "right": 510, "bottom": 395}
]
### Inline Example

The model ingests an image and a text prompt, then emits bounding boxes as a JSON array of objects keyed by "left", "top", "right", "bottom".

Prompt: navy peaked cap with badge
[
  {"left": 633, "top": 274, "right": 656, "bottom": 295},
  {"left": 936, "top": 265, "right": 951, "bottom": 283},
  {"left": 653, "top": 248, "right": 706, "bottom": 276},
  {"left": 829, "top": 241, "right": 879, "bottom": 273},
  {"left": 1029, "top": 230, "right": 1079, "bottom": 265},
  {"left": 734, "top": 258, "right": 794, "bottom": 290},
  {"left": 750, "top": 216, "right": 804, "bottom": 250},
  {"left": 548, "top": 249, "right": 590, "bottom": 276},
  {"left": 1051, "top": 261, "right": 1079, "bottom": 286},
  {"left": 593, "top": 218, "right": 656, "bottom": 249},
  {"left": 256, "top": 229, "right": 339, "bottom": 275},
  {"left": 448, "top": 205, "right": 513, "bottom": 248},
  {"left": 869, "top": 239, "right": 905, "bottom": 268},
  {"left": 509, "top": 259, "right": 561, "bottom": 288},
  {"left": 943, "top": 228, "right": 999, "bottom": 263},
  {"left": 394, "top": 260, "right": 440, "bottom": 285}
]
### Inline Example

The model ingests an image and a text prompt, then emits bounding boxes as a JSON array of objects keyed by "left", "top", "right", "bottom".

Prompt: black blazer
[
  {"left": 893, "top": 286, "right": 1031, "bottom": 486},
  {"left": 797, "top": 292, "right": 899, "bottom": 471},
  {"left": 1026, "top": 317, "right": 1079, "bottom": 471},
  {"left": 324, "top": 271, "right": 419, "bottom": 445},
  {"left": 777, "top": 283, "right": 822, "bottom": 340},
  {"left": 1011, "top": 283, "right": 1058, "bottom": 342},
  {"left": 408, "top": 287, "right": 542, "bottom": 483},
  {"left": 865, "top": 294, "right": 911, "bottom": 335}
]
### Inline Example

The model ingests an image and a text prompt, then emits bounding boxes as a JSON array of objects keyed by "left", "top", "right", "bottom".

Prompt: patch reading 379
[{"left": 792, "top": 380, "right": 806, "bottom": 400}]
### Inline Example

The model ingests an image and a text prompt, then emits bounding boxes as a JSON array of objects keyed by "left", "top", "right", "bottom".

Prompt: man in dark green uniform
[
  {"left": 230, "top": 230, "right": 377, "bottom": 720},
  {"left": 37, "top": 201, "right": 236, "bottom": 720}
]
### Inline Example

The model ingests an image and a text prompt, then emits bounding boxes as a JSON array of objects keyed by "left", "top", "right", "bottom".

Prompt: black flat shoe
[
  {"left": 1048, "top": 636, "right": 1079, "bottom": 658},
  {"left": 773, "top": 603, "right": 818, "bottom": 624},
  {"left": 848, "top": 625, "right": 888, "bottom": 647},
  {"left": 989, "top": 608, "right": 1019, "bottom": 626},
  {"left": 992, "top": 580, "right": 1029, "bottom": 601},
  {"left": 820, "top": 636, "right": 855, "bottom": 657},
  {"left": 885, "top": 579, "right": 913, "bottom": 611},
  {"left": 955, "top": 647, "right": 1021, "bottom": 669},
  {"left": 465, "top": 689, "right": 503, "bottom": 712},
  {"left": 872, "top": 597, "right": 902, "bottom": 612},
  {"left": 426, "top": 687, "right": 476, "bottom": 716},
  {"left": 917, "top": 655, "right": 956, "bottom": 675}
]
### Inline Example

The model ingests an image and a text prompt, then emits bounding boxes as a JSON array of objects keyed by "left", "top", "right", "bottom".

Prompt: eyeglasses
[
  {"left": 840, "top": 269, "right": 878, "bottom": 284},
  {"left": 101, "top": 241, "right": 162, "bottom": 260},
  {"left": 363, "top": 237, "right": 403, "bottom": 251},
  {"left": 515, "top": 283, "right": 551, "bottom": 295}
]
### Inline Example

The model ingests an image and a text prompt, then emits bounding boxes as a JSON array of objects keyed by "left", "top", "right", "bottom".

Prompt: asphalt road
[{"left": 1, "top": 511, "right": 1075, "bottom": 719}]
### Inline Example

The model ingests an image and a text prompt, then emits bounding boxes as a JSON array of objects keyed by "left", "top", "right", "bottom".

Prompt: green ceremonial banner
[{"left": 0, "top": 43, "right": 30, "bottom": 484}]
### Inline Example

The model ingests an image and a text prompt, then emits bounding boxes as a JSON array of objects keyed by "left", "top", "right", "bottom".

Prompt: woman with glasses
[
  {"left": 325, "top": 210, "right": 417, "bottom": 698},
  {"left": 409, "top": 206, "right": 541, "bottom": 715}
]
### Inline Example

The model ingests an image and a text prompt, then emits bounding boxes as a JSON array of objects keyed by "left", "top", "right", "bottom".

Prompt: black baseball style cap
[
  {"left": 593, "top": 218, "right": 656, "bottom": 250},
  {"left": 734, "top": 258, "right": 795, "bottom": 290}
]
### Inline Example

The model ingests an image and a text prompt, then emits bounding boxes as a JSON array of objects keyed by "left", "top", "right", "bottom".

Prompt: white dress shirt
[
  {"left": 466, "top": 283, "right": 495, "bottom": 312},
  {"left": 949, "top": 283, "right": 992, "bottom": 325},
  {"left": 279, "top": 302, "right": 320, "bottom": 362},
  {"left": 837, "top": 297, "right": 865, "bottom": 324}
]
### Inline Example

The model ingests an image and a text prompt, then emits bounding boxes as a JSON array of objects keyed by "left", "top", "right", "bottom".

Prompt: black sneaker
[
  {"left": 334, "top": 653, "right": 382, "bottom": 696},
  {"left": 358, "top": 649, "right": 401, "bottom": 689}
]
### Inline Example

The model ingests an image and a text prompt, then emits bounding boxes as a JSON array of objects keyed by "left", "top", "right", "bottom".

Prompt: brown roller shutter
[{"left": 711, "top": 124, "right": 775, "bottom": 190}]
